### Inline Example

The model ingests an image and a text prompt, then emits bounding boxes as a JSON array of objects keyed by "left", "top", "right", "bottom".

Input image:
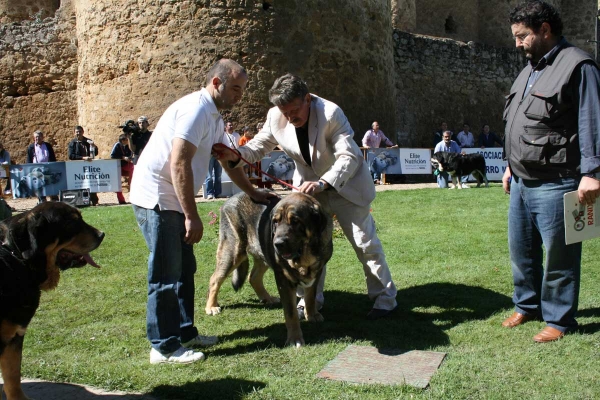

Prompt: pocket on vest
[
  {"left": 523, "top": 91, "right": 559, "bottom": 121},
  {"left": 519, "top": 127, "right": 568, "bottom": 166}
]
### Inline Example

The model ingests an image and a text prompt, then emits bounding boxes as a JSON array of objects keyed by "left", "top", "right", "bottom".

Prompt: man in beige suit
[{"left": 214, "top": 73, "right": 397, "bottom": 319}]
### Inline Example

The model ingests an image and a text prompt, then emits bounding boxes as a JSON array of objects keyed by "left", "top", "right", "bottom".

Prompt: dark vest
[{"left": 504, "top": 44, "right": 596, "bottom": 180}]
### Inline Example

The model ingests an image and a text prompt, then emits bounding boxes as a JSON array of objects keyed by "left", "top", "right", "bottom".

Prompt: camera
[
  {"left": 122, "top": 125, "right": 140, "bottom": 135},
  {"left": 119, "top": 119, "right": 139, "bottom": 136}
]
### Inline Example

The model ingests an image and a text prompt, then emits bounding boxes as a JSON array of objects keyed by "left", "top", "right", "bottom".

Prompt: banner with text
[
  {"left": 10, "top": 160, "right": 121, "bottom": 198},
  {"left": 399, "top": 148, "right": 432, "bottom": 174},
  {"left": 366, "top": 148, "right": 432, "bottom": 175},
  {"left": 461, "top": 147, "right": 506, "bottom": 181}
]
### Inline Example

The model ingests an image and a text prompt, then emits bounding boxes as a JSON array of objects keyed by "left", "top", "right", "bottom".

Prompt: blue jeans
[
  {"left": 436, "top": 171, "right": 450, "bottom": 188},
  {"left": 204, "top": 157, "right": 222, "bottom": 197},
  {"left": 133, "top": 205, "right": 199, "bottom": 353},
  {"left": 508, "top": 176, "right": 581, "bottom": 332}
]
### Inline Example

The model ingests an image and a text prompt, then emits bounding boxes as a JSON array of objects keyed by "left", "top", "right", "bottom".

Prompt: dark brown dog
[
  {"left": 205, "top": 191, "right": 333, "bottom": 347},
  {"left": 0, "top": 202, "right": 104, "bottom": 400}
]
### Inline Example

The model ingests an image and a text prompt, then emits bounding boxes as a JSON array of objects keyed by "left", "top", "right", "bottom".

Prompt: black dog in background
[{"left": 432, "top": 151, "right": 489, "bottom": 189}]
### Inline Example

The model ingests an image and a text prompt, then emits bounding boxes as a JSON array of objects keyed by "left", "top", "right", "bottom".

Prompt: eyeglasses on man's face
[{"left": 512, "top": 32, "right": 531, "bottom": 43}]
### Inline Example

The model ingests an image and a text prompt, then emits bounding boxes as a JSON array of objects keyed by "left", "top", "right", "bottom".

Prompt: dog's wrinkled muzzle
[{"left": 273, "top": 234, "right": 302, "bottom": 260}]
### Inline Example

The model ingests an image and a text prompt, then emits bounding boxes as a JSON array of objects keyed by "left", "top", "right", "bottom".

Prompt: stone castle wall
[
  {"left": 72, "top": 0, "right": 395, "bottom": 159},
  {"left": 0, "top": 2, "right": 78, "bottom": 162},
  {"left": 0, "top": 1, "right": 597, "bottom": 163},
  {"left": 0, "top": 0, "right": 60, "bottom": 24},
  {"left": 394, "top": 0, "right": 596, "bottom": 55},
  {"left": 393, "top": 30, "right": 524, "bottom": 147}
]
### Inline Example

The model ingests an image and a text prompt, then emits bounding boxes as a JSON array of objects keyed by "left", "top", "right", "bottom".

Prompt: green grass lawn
[{"left": 20, "top": 186, "right": 600, "bottom": 399}]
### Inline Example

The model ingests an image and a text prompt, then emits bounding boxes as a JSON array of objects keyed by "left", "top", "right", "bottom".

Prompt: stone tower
[
  {"left": 73, "top": 0, "right": 396, "bottom": 156},
  {"left": 0, "top": 0, "right": 60, "bottom": 23}
]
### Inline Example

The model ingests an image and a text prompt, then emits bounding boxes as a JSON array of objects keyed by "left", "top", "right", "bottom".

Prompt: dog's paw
[
  {"left": 260, "top": 295, "right": 280, "bottom": 306},
  {"left": 286, "top": 336, "right": 305, "bottom": 348},
  {"left": 306, "top": 312, "right": 324, "bottom": 322},
  {"left": 205, "top": 306, "right": 222, "bottom": 315}
]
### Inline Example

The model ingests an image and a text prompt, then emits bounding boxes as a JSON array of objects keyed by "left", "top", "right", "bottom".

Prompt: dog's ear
[
  {"left": 22, "top": 212, "right": 48, "bottom": 260},
  {"left": 4, "top": 213, "right": 41, "bottom": 260},
  {"left": 310, "top": 202, "right": 330, "bottom": 238}
]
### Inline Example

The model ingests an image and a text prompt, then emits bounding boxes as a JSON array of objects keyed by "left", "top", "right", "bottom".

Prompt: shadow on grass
[
  {"left": 17, "top": 379, "right": 156, "bottom": 400},
  {"left": 576, "top": 307, "right": 600, "bottom": 334},
  {"left": 149, "top": 378, "right": 265, "bottom": 400},
  {"left": 210, "top": 282, "right": 512, "bottom": 355}
]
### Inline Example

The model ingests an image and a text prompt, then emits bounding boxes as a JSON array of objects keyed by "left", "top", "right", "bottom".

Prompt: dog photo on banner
[
  {"left": 366, "top": 148, "right": 402, "bottom": 177},
  {"left": 10, "top": 163, "right": 67, "bottom": 198},
  {"left": 261, "top": 151, "right": 296, "bottom": 183}
]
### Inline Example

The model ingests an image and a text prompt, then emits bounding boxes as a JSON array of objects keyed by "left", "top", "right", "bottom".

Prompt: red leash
[{"left": 212, "top": 143, "right": 300, "bottom": 191}]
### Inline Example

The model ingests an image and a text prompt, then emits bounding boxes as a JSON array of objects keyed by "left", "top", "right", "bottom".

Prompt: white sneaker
[
  {"left": 182, "top": 334, "right": 219, "bottom": 348},
  {"left": 150, "top": 346, "right": 205, "bottom": 364},
  {"left": 205, "top": 194, "right": 214, "bottom": 200},
  {"left": 461, "top": 183, "right": 471, "bottom": 188}
]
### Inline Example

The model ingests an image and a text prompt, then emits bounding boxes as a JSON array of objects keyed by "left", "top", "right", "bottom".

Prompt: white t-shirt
[{"left": 130, "top": 88, "right": 226, "bottom": 212}]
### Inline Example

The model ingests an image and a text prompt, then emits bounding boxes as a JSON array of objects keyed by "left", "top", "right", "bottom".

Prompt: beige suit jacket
[{"left": 237, "top": 94, "right": 375, "bottom": 207}]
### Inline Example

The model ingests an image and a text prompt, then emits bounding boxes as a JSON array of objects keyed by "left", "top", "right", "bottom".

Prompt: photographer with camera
[{"left": 129, "top": 116, "right": 153, "bottom": 165}]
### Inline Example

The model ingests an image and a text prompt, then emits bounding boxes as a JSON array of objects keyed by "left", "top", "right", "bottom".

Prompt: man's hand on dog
[
  {"left": 184, "top": 215, "right": 204, "bottom": 244},
  {"left": 298, "top": 180, "right": 328, "bottom": 196},
  {"left": 249, "top": 188, "right": 280, "bottom": 205}
]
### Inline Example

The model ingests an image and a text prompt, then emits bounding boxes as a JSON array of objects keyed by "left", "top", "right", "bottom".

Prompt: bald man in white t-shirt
[{"left": 130, "top": 59, "right": 248, "bottom": 365}]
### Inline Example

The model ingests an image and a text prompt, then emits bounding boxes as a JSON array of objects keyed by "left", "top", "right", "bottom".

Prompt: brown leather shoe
[
  {"left": 501, "top": 312, "right": 535, "bottom": 328},
  {"left": 533, "top": 326, "right": 565, "bottom": 343}
]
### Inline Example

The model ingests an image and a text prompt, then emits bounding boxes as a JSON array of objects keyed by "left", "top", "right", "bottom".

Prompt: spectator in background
[
  {"left": 362, "top": 121, "right": 397, "bottom": 184},
  {"left": 68, "top": 126, "right": 99, "bottom": 205},
  {"left": 204, "top": 155, "right": 221, "bottom": 200},
  {"left": 433, "top": 121, "right": 449, "bottom": 147},
  {"left": 238, "top": 125, "right": 253, "bottom": 146},
  {"left": 457, "top": 123, "right": 475, "bottom": 148},
  {"left": 433, "top": 131, "right": 462, "bottom": 188},
  {"left": 110, "top": 133, "right": 134, "bottom": 204},
  {"left": 68, "top": 126, "right": 93, "bottom": 161},
  {"left": 205, "top": 122, "right": 238, "bottom": 200},
  {"left": 26, "top": 130, "right": 57, "bottom": 203},
  {"left": 131, "top": 116, "right": 153, "bottom": 165},
  {"left": 224, "top": 121, "right": 240, "bottom": 146},
  {"left": 479, "top": 124, "right": 504, "bottom": 148},
  {"left": 238, "top": 126, "right": 257, "bottom": 179},
  {"left": 362, "top": 121, "right": 394, "bottom": 149},
  {"left": 0, "top": 141, "right": 11, "bottom": 195}
]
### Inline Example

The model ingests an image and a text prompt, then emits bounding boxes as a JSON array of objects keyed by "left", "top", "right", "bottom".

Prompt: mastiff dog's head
[{"left": 270, "top": 192, "right": 332, "bottom": 288}]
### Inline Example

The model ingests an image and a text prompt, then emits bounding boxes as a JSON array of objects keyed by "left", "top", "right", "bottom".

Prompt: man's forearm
[{"left": 171, "top": 161, "right": 199, "bottom": 220}]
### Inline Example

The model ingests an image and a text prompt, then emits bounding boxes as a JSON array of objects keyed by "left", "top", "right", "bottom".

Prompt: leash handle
[{"left": 213, "top": 144, "right": 299, "bottom": 191}]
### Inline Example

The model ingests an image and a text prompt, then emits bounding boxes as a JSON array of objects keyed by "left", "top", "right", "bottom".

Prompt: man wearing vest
[{"left": 501, "top": 1, "right": 600, "bottom": 342}]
